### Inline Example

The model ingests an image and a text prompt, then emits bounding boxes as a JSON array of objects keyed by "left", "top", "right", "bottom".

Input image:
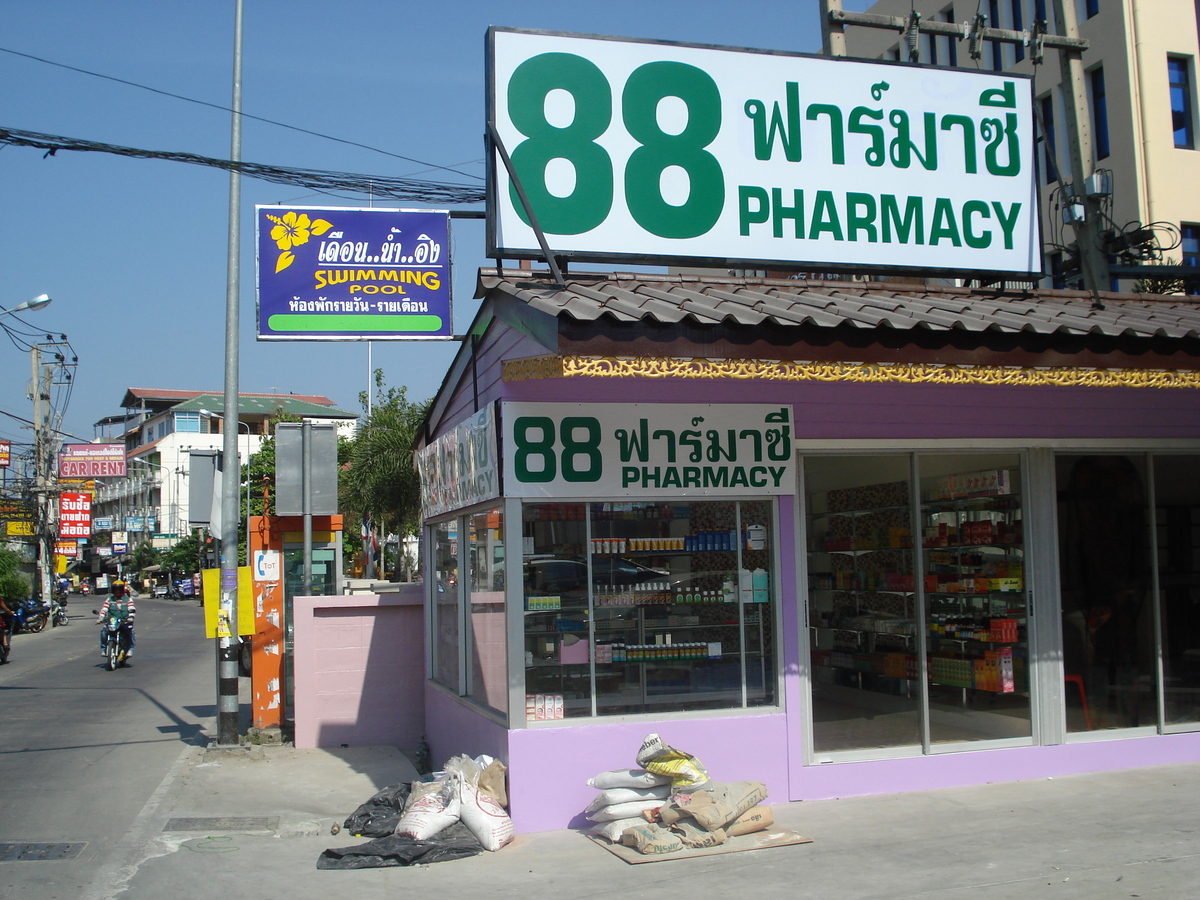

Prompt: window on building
[
  {"left": 522, "top": 498, "right": 777, "bottom": 719},
  {"left": 806, "top": 453, "right": 1032, "bottom": 755},
  {"left": 1169, "top": 57, "right": 1195, "bottom": 149},
  {"left": 1011, "top": 1, "right": 1025, "bottom": 62},
  {"left": 1048, "top": 250, "right": 1066, "bottom": 289},
  {"left": 1090, "top": 66, "right": 1110, "bottom": 159},
  {"left": 467, "top": 508, "right": 507, "bottom": 715},
  {"left": 989, "top": 0, "right": 1004, "bottom": 71},
  {"left": 941, "top": 8, "right": 957, "bottom": 67},
  {"left": 175, "top": 411, "right": 201, "bottom": 433},
  {"left": 1038, "top": 94, "right": 1058, "bottom": 184},
  {"left": 433, "top": 519, "right": 461, "bottom": 692},
  {"left": 1084, "top": 0, "right": 1099, "bottom": 19},
  {"left": 1182, "top": 223, "right": 1200, "bottom": 294}
]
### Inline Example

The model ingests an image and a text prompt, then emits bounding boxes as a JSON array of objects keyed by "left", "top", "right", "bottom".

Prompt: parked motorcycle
[
  {"left": 94, "top": 609, "right": 132, "bottom": 670},
  {"left": 12, "top": 598, "right": 50, "bottom": 634},
  {"left": 50, "top": 592, "right": 69, "bottom": 627}
]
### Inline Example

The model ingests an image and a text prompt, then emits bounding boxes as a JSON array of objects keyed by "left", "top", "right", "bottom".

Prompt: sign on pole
[
  {"left": 488, "top": 28, "right": 1039, "bottom": 277},
  {"left": 256, "top": 206, "right": 453, "bottom": 340},
  {"left": 58, "top": 444, "right": 126, "bottom": 478},
  {"left": 59, "top": 492, "right": 91, "bottom": 539}
]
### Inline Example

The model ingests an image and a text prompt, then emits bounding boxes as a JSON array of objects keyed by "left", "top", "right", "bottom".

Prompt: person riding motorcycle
[
  {"left": 96, "top": 580, "right": 136, "bottom": 659},
  {"left": 0, "top": 595, "right": 14, "bottom": 664}
]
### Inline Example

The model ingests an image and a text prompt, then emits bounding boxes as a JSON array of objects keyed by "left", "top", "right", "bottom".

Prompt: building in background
[
  {"left": 89, "top": 388, "right": 357, "bottom": 563},
  {"left": 846, "top": 0, "right": 1200, "bottom": 290}
]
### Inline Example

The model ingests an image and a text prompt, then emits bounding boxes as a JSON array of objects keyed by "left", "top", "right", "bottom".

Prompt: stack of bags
[
  {"left": 585, "top": 733, "right": 775, "bottom": 855},
  {"left": 394, "top": 754, "right": 515, "bottom": 852}
]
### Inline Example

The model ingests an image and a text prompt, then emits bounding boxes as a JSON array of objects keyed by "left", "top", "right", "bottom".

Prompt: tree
[
  {"left": 341, "top": 372, "right": 430, "bottom": 578},
  {"left": 0, "top": 546, "right": 31, "bottom": 604},
  {"left": 1133, "top": 258, "right": 1186, "bottom": 295}
]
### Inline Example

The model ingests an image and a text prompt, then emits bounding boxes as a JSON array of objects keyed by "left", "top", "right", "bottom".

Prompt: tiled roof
[
  {"left": 168, "top": 394, "right": 357, "bottom": 419},
  {"left": 477, "top": 270, "right": 1200, "bottom": 340},
  {"left": 121, "top": 388, "right": 339, "bottom": 408}
]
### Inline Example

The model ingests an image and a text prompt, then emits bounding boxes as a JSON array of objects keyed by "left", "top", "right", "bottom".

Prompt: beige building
[{"left": 844, "top": 0, "right": 1200, "bottom": 289}]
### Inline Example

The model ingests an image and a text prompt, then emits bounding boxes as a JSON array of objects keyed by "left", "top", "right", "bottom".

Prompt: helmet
[{"left": 111, "top": 580, "right": 127, "bottom": 595}]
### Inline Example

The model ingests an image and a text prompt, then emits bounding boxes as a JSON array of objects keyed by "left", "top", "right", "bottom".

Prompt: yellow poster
[
  {"left": 6, "top": 521, "right": 34, "bottom": 536},
  {"left": 201, "top": 567, "right": 255, "bottom": 638}
]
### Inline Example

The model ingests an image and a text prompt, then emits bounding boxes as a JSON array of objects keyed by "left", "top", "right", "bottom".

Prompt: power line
[
  {"left": 0, "top": 126, "right": 487, "bottom": 205},
  {"left": 0, "top": 45, "right": 482, "bottom": 182}
]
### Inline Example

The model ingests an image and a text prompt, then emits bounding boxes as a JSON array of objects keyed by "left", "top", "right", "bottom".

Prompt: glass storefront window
[
  {"left": 919, "top": 454, "right": 1031, "bottom": 744},
  {"left": 521, "top": 499, "right": 776, "bottom": 720},
  {"left": 1155, "top": 455, "right": 1200, "bottom": 727},
  {"left": 432, "top": 520, "right": 460, "bottom": 692},
  {"left": 1056, "top": 455, "right": 1156, "bottom": 732},
  {"left": 467, "top": 509, "right": 506, "bottom": 714},
  {"left": 806, "top": 453, "right": 1031, "bottom": 755},
  {"left": 807, "top": 456, "right": 921, "bottom": 753}
]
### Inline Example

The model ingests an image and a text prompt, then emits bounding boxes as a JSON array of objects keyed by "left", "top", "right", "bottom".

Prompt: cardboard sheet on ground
[{"left": 587, "top": 829, "right": 813, "bottom": 864}]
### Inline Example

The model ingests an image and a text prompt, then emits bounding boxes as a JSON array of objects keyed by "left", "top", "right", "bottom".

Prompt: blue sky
[{"left": 0, "top": 0, "right": 873, "bottom": 443}]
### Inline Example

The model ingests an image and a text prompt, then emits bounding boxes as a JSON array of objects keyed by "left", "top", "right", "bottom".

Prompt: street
[{"left": 0, "top": 595, "right": 213, "bottom": 900}]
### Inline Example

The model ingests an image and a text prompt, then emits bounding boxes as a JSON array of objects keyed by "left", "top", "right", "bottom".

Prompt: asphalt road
[{"left": 0, "top": 594, "right": 214, "bottom": 900}]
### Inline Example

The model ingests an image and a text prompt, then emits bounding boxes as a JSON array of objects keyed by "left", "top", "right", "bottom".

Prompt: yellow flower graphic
[{"left": 265, "top": 211, "right": 333, "bottom": 273}]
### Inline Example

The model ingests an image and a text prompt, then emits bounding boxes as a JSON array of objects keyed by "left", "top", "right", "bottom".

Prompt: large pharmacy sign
[
  {"left": 256, "top": 206, "right": 453, "bottom": 340},
  {"left": 502, "top": 402, "right": 795, "bottom": 498},
  {"left": 415, "top": 404, "right": 500, "bottom": 518},
  {"left": 488, "top": 29, "right": 1039, "bottom": 276}
]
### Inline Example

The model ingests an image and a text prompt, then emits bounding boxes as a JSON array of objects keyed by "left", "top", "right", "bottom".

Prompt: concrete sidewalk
[{"left": 97, "top": 743, "right": 1200, "bottom": 900}]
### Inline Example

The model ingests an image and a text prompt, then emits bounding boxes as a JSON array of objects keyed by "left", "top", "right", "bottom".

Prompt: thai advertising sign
[
  {"left": 58, "top": 444, "right": 126, "bottom": 478},
  {"left": 501, "top": 402, "right": 795, "bottom": 498},
  {"left": 256, "top": 206, "right": 453, "bottom": 341},
  {"left": 59, "top": 492, "right": 91, "bottom": 539},
  {"left": 415, "top": 404, "right": 499, "bottom": 518},
  {"left": 0, "top": 439, "right": 9, "bottom": 467},
  {"left": 488, "top": 29, "right": 1038, "bottom": 276}
]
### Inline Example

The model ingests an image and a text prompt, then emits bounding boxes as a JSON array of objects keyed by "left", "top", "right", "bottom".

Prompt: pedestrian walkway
[{"left": 95, "top": 743, "right": 1199, "bottom": 900}]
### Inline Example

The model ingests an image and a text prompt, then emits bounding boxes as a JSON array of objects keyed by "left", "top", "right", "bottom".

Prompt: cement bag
[
  {"left": 445, "top": 755, "right": 515, "bottom": 852},
  {"left": 621, "top": 822, "right": 683, "bottom": 855},
  {"left": 669, "top": 817, "right": 726, "bottom": 848},
  {"left": 394, "top": 779, "right": 460, "bottom": 840},
  {"left": 586, "top": 798, "right": 666, "bottom": 822},
  {"left": 587, "top": 768, "right": 671, "bottom": 790},
  {"left": 584, "top": 784, "right": 671, "bottom": 813},
  {"left": 635, "top": 733, "right": 710, "bottom": 789},
  {"left": 674, "top": 781, "right": 768, "bottom": 831},
  {"left": 725, "top": 805, "right": 774, "bottom": 837},
  {"left": 588, "top": 817, "right": 645, "bottom": 843},
  {"left": 478, "top": 757, "right": 508, "bottom": 808}
]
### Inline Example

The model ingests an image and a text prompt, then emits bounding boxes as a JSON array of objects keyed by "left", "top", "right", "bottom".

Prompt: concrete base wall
[{"left": 293, "top": 587, "right": 425, "bottom": 751}]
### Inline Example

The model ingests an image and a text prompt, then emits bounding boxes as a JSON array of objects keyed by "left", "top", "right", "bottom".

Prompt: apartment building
[{"left": 844, "top": 0, "right": 1200, "bottom": 289}]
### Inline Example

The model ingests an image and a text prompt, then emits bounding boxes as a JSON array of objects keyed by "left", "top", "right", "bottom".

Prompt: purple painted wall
[
  {"left": 505, "top": 714, "right": 791, "bottom": 834},
  {"left": 503, "top": 378, "right": 1200, "bottom": 440}
]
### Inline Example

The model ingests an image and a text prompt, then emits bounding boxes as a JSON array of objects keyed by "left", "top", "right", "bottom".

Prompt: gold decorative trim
[{"left": 502, "top": 355, "right": 1200, "bottom": 389}]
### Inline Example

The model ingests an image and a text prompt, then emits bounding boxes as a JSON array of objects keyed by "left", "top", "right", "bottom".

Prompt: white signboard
[
  {"left": 502, "top": 402, "right": 795, "bottom": 498},
  {"left": 253, "top": 550, "right": 281, "bottom": 582},
  {"left": 415, "top": 404, "right": 500, "bottom": 518},
  {"left": 488, "top": 29, "right": 1039, "bottom": 276}
]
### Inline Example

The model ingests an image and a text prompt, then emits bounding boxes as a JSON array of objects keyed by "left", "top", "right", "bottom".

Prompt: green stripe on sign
[{"left": 267, "top": 314, "right": 445, "bottom": 333}]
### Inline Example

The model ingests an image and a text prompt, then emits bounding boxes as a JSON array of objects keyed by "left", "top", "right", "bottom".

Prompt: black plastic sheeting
[{"left": 317, "top": 782, "right": 484, "bottom": 869}]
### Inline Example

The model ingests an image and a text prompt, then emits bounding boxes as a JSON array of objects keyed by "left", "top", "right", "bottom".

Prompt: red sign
[
  {"left": 58, "top": 443, "right": 127, "bottom": 478},
  {"left": 55, "top": 540, "right": 79, "bottom": 558},
  {"left": 0, "top": 439, "right": 10, "bottom": 467},
  {"left": 59, "top": 492, "right": 92, "bottom": 538}
]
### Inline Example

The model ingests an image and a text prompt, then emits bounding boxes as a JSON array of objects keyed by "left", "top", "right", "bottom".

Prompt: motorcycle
[
  {"left": 167, "top": 581, "right": 187, "bottom": 601},
  {"left": 94, "top": 609, "right": 132, "bottom": 670},
  {"left": 50, "top": 592, "right": 69, "bottom": 627},
  {"left": 12, "top": 598, "right": 50, "bottom": 634}
]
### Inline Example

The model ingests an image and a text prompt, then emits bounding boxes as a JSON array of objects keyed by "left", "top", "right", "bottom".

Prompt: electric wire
[
  {"left": 0, "top": 126, "right": 487, "bottom": 205},
  {"left": 0, "top": 45, "right": 482, "bottom": 182}
]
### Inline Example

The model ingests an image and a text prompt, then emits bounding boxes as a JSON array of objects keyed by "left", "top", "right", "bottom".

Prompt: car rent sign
[{"left": 488, "top": 28, "right": 1038, "bottom": 277}]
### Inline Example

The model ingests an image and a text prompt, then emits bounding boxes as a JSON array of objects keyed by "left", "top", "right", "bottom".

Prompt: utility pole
[
  {"left": 216, "top": 0, "right": 245, "bottom": 747},
  {"left": 29, "top": 343, "right": 58, "bottom": 601},
  {"left": 819, "top": 0, "right": 1110, "bottom": 293}
]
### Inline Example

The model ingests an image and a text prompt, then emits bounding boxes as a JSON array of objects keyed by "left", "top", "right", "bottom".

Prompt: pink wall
[{"left": 293, "top": 588, "right": 425, "bottom": 751}]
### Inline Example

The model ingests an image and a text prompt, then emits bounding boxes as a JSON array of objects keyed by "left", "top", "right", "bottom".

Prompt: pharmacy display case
[{"left": 522, "top": 499, "right": 776, "bottom": 720}]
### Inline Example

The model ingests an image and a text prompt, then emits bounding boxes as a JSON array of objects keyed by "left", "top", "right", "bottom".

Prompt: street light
[{"left": 0, "top": 293, "right": 52, "bottom": 319}]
